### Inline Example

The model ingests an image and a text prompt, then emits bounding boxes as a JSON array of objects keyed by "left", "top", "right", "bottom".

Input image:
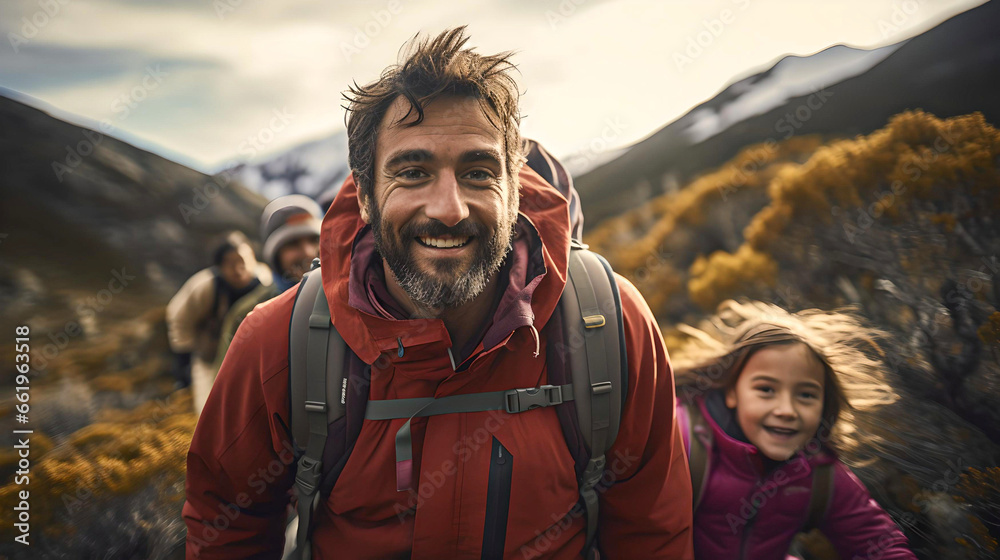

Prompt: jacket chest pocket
[{"left": 482, "top": 436, "right": 513, "bottom": 560}]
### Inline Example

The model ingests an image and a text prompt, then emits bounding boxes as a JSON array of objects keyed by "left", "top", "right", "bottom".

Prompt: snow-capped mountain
[
  {"left": 681, "top": 43, "right": 900, "bottom": 144},
  {"left": 232, "top": 129, "right": 349, "bottom": 206},
  {"left": 576, "top": 0, "right": 1000, "bottom": 227}
]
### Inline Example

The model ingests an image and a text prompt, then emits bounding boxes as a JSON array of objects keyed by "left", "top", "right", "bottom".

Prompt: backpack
[
  {"left": 285, "top": 240, "right": 627, "bottom": 560},
  {"left": 678, "top": 398, "right": 834, "bottom": 532}
]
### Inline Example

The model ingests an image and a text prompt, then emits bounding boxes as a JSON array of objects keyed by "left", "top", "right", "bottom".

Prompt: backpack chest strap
[{"left": 365, "top": 384, "right": 575, "bottom": 492}]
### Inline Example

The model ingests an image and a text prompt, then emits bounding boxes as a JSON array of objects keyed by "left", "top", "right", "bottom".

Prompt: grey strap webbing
[
  {"left": 365, "top": 384, "right": 575, "bottom": 420},
  {"left": 288, "top": 267, "right": 345, "bottom": 560},
  {"left": 565, "top": 246, "right": 617, "bottom": 560},
  {"left": 365, "top": 385, "right": 575, "bottom": 491}
]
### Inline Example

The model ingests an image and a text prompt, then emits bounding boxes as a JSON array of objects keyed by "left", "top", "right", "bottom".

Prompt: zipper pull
[{"left": 497, "top": 445, "right": 506, "bottom": 465}]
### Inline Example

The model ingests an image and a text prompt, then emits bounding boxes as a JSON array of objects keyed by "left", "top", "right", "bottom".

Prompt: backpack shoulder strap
[
  {"left": 683, "top": 397, "right": 712, "bottom": 511},
  {"left": 287, "top": 264, "right": 347, "bottom": 560},
  {"left": 804, "top": 461, "right": 835, "bottom": 532},
  {"left": 559, "top": 241, "right": 627, "bottom": 558}
]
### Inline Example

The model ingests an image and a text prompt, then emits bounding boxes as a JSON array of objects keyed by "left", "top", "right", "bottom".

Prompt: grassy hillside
[
  {"left": 588, "top": 110, "right": 1000, "bottom": 558},
  {"left": 0, "top": 95, "right": 265, "bottom": 559}
]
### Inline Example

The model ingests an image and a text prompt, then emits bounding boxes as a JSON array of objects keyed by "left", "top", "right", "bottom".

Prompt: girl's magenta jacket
[
  {"left": 677, "top": 395, "right": 916, "bottom": 560},
  {"left": 182, "top": 167, "right": 694, "bottom": 559}
]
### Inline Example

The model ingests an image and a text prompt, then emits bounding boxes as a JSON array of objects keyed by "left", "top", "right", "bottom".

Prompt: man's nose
[{"left": 423, "top": 172, "right": 469, "bottom": 227}]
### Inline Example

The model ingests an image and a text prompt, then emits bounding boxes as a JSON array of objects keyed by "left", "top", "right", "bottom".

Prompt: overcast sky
[{"left": 1, "top": 0, "right": 985, "bottom": 173}]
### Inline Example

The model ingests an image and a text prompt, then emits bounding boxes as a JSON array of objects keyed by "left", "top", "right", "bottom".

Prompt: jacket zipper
[
  {"left": 739, "top": 454, "right": 761, "bottom": 560},
  {"left": 739, "top": 511, "right": 756, "bottom": 560},
  {"left": 482, "top": 437, "right": 513, "bottom": 560}
]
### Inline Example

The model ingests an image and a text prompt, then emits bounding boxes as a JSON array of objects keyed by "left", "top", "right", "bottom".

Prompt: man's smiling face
[{"left": 359, "top": 94, "right": 519, "bottom": 313}]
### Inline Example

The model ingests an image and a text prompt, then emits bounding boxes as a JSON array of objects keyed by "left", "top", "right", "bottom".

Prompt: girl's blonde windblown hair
[{"left": 673, "top": 300, "right": 900, "bottom": 454}]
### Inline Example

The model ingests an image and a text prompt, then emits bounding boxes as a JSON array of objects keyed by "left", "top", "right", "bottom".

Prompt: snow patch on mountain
[
  {"left": 683, "top": 43, "right": 903, "bottom": 144},
  {"left": 233, "top": 130, "right": 350, "bottom": 204}
]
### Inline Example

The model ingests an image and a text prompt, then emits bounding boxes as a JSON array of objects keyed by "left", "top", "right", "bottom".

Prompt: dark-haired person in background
[
  {"left": 212, "top": 195, "right": 322, "bottom": 373},
  {"left": 166, "top": 230, "right": 272, "bottom": 416}
]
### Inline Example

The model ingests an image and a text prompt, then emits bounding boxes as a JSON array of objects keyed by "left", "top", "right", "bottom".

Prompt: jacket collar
[{"left": 319, "top": 166, "right": 571, "bottom": 371}]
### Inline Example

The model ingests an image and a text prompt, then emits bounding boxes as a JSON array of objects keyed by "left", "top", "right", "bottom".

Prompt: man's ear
[{"left": 356, "top": 174, "right": 372, "bottom": 224}]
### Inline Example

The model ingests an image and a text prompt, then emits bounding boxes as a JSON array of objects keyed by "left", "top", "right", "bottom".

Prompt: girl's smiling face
[{"left": 726, "top": 342, "right": 826, "bottom": 461}]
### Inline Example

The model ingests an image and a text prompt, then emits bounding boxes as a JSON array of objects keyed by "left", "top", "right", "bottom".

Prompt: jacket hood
[{"left": 319, "top": 166, "right": 571, "bottom": 368}]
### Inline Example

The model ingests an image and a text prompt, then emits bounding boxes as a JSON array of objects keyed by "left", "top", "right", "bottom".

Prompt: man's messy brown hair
[{"left": 344, "top": 26, "right": 525, "bottom": 205}]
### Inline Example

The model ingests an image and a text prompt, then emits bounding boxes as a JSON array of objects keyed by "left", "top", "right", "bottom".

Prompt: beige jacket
[{"left": 165, "top": 263, "right": 272, "bottom": 362}]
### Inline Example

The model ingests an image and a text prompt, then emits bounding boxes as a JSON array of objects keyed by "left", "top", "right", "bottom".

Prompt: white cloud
[{"left": 0, "top": 0, "right": 986, "bottom": 171}]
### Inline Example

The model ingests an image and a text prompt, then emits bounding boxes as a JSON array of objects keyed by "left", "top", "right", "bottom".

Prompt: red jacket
[
  {"left": 183, "top": 166, "right": 694, "bottom": 559},
  {"left": 678, "top": 395, "right": 915, "bottom": 560}
]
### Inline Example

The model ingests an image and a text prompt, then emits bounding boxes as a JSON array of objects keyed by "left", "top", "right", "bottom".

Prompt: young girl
[{"left": 674, "top": 300, "right": 916, "bottom": 560}]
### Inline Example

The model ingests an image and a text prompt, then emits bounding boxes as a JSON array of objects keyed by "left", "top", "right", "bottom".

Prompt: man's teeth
[{"left": 418, "top": 236, "right": 470, "bottom": 248}]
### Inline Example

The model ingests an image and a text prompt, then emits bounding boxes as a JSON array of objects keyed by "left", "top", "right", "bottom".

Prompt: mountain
[
  {"left": 576, "top": 0, "right": 1000, "bottom": 227},
  {"left": 230, "top": 129, "right": 350, "bottom": 207},
  {"left": 0, "top": 92, "right": 272, "bottom": 557},
  {"left": 0, "top": 93, "right": 267, "bottom": 334}
]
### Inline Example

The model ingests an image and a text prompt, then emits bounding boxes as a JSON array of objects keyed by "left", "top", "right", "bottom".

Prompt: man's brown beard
[{"left": 367, "top": 196, "right": 517, "bottom": 311}]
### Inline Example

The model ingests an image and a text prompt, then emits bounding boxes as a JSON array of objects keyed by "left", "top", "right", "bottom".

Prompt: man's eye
[
  {"left": 464, "top": 169, "right": 494, "bottom": 182},
  {"left": 397, "top": 169, "right": 427, "bottom": 181},
  {"left": 755, "top": 386, "right": 774, "bottom": 395}
]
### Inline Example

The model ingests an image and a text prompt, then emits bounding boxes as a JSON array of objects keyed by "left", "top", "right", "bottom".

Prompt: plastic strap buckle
[
  {"left": 295, "top": 456, "right": 322, "bottom": 496},
  {"left": 504, "top": 385, "right": 564, "bottom": 413},
  {"left": 304, "top": 400, "right": 327, "bottom": 413},
  {"left": 581, "top": 455, "right": 607, "bottom": 489}
]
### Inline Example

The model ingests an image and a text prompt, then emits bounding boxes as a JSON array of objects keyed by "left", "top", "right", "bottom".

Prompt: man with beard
[{"left": 184, "top": 27, "right": 693, "bottom": 559}]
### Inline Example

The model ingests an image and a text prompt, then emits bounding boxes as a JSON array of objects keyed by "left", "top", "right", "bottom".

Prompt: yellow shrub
[{"left": 687, "top": 245, "right": 778, "bottom": 310}]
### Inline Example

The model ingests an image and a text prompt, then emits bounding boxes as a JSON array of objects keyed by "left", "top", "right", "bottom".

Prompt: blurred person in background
[
  {"left": 166, "top": 230, "right": 272, "bottom": 415},
  {"left": 213, "top": 195, "right": 322, "bottom": 370}
]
